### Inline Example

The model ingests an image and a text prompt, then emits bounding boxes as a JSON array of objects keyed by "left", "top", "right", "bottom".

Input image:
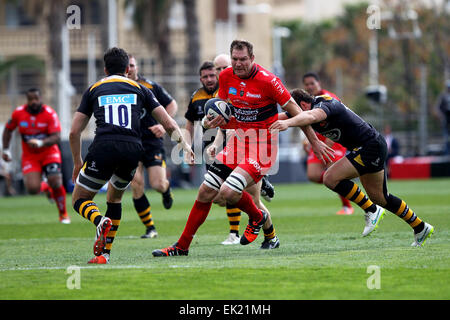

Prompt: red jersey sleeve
[
  {"left": 267, "top": 76, "right": 291, "bottom": 108},
  {"left": 46, "top": 107, "right": 62, "bottom": 134},
  {"left": 217, "top": 70, "right": 229, "bottom": 100},
  {"left": 5, "top": 108, "right": 19, "bottom": 131}
]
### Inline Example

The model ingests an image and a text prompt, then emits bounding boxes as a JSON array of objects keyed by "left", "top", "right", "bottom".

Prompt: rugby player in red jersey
[
  {"left": 302, "top": 72, "right": 353, "bottom": 215},
  {"left": 1, "top": 88, "right": 70, "bottom": 224},
  {"left": 153, "top": 40, "right": 333, "bottom": 257}
]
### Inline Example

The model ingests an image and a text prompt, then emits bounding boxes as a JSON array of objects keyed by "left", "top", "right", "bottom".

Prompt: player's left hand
[
  {"left": 269, "top": 120, "right": 289, "bottom": 132},
  {"left": 182, "top": 145, "right": 195, "bottom": 165},
  {"left": 2, "top": 150, "right": 12, "bottom": 162},
  {"left": 149, "top": 124, "right": 166, "bottom": 138},
  {"left": 27, "top": 139, "right": 44, "bottom": 148},
  {"left": 311, "top": 140, "right": 335, "bottom": 165},
  {"left": 206, "top": 144, "right": 218, "bottom": 159}
]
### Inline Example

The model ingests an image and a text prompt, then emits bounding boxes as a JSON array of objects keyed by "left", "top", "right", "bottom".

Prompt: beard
[
  {"left": 203, "top": 83, "right": 218, "bottom": 95},
  {"left": 27, "top": 103, "right": 43, "bottom": 115}
]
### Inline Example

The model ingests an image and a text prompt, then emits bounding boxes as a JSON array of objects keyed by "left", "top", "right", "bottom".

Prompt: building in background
[
  {"left": 0, "top": 0, "right": 369, "bottom": 128},
  {"left": 2, "top": 0, "right": 446, "bottom": 190}
]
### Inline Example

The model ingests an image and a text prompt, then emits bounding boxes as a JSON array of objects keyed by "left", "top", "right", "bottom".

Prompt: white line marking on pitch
[
  {"left": 0, "top": 235, "right": 141, "bottom": 242},
  {"left": 0, "top": 264, "right": 192, "bottom": 272}
]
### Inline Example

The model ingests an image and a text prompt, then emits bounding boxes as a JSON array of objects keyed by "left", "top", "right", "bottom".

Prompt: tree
[
  {"left": 280, "top": 1, "right": 450, "bottom": 155},
  {"left": 183, "top": 0, "right": 200, "bottom": 95},
  {"left": 128, "top": 0, "right": 175, "bottom": 93},
  {"left": 23, "top": 0, "right": 69, "bottom": 113}
]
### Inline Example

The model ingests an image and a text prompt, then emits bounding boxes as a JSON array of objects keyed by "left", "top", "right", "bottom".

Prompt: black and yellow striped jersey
[
  {"left": 77, "top": 75, "right": 161, "bottom": 144},
  {"left": 184, "top": 87, "right": 218, "bottom": 123},
  {"left": 311, "top": 96, "right": 379, "bottom": 149},
  {"left": 136, "top": 76, "right": 174, "bottom": 147}
]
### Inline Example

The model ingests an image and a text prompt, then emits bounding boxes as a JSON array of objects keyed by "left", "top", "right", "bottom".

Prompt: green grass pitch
[{"left": 0, "top": 178, "right": 449, "bottom": 300}]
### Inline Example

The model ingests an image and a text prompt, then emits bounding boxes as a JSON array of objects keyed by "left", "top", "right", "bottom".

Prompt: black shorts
[
  {"left": 207, "top": 161, "right": 233, "bottom": 181},
  {"left": 346, "top": 135, "right": 388, "bottom": 175},
  {"left": 141, "top": 145, "right": 166, "bottom": 168},
  {"left": 76, "top": 140, "right": 143, "bottom": 192}
]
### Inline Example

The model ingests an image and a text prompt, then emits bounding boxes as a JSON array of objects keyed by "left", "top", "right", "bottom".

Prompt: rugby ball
[{"left": 204, "top": 98, "right": 232, "bottom": 122}]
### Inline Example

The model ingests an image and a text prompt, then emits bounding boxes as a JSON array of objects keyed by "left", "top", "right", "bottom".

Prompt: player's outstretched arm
[
  {"left": 69, "top": 111, "right": 90, "bottom": 182},
  {"left": 270, "top": 107, "right": 334, "bottom": 164},
  {"left": 152, "top": 106, "right": 195, "bottom": 164},
  {"left": 148, "top": 100, "right": 179, "bottom": 138},
  {"left": 270, "top": 109, "right": 326, "bottom": 131}
]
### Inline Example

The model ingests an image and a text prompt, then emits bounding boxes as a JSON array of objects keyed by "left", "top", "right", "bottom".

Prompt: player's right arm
[
  {"left": 141, "top": 86, "right": 194, "bottom": 163},
  {"left": 152, "top": 106, "right": 194, "bottom": 164},
  {"left": 1, "top": 110, "right": 19, "bottom": 162},
  {"left": 274, "top": 97, "right": 334, "bottom": 164},
  {"left": 69, "top": 89, "right": 92, "bottom": 182},
  {"left": 69, "top": 111, "right": 91, "bottom": 182}
]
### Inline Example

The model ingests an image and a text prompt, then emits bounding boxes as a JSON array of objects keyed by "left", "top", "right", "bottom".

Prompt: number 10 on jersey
[{"left": 98, "top": 94, "right": 136, "bottom": 129}]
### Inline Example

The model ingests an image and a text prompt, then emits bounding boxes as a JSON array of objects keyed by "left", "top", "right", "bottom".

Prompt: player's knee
[
  {"left": 197, "top": 183, "right": 218, "bottom": 202},
  {"left": 47, "top": 176, "right": 62, "bottom": 189},
  {"left": 322, "top": 170, "right": 335, "bottom": 189},
  {"left": 218, "top": 186, "right": 240, "bottom": 204},
  {"left": 307, "top": 171, "right": 322, "bottom": 183},
  {"left": 150, "top": 178, "right": 168, "bottom": 193},
  {"left": 28, "top": 186, "right": 40, "bottom": 195},
  {"left": 213, "top": 194, "right": 226, "bottom": 207},
  {"left": 131, "top": 174, "right": 144, "bottom": 189}
]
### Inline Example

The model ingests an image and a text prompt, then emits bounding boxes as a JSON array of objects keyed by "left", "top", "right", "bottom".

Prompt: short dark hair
[
  {"left": 104, "top": 47, "right": 129, "bottom": 75},
  {"left": 230, "top": 39, "right": 254, "bottom": 57},
  {"left": 199, "top": 61, "right": 215, "bottom": 75},
  {"left": 26, "top": 88, "right": 40, "bottom": 96},
  {"left": 291, "top": 88, "right": 315, "bottom": 105},
  {"left": 302, "top": 72, "right": 320, "bottom": 82}
]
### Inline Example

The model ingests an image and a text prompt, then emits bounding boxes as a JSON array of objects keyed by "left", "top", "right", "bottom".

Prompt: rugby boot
[
  {"left": 152, "top": 242, "right": 189, "bottom": 257},
  {"left": 88, "top": 253, "right": 110, "bottom": 264},
  {"left": 411, "top": 222, "right": 434, "bottom": 247},
  {"left": 260, "top": 236, "right": 280, "bottom": 249},
  {"left": 94, "top": 217, "right": 112, "bottom": 256},
  {"left": 162, "top": 187, "right": 174, "bottom": 209},
  {"left": 260, "top": 176, "right": 275, "bottom": 202},
  {"left": 240, "top": 210, "right": 268, "bottom": 245},
  {"left": 362, "top": 205, "right": 385, "bottom": 237}
]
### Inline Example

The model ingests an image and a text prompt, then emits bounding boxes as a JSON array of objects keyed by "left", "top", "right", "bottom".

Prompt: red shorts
[
  {"left": 215, "top": 132, "right": 277, "bottom": 183},
  {"left": 307, "top": 142, "right": 347, "bottom": 165},
  {"left": 22, "top": 150, "right": 62, "bottom": 175}
]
